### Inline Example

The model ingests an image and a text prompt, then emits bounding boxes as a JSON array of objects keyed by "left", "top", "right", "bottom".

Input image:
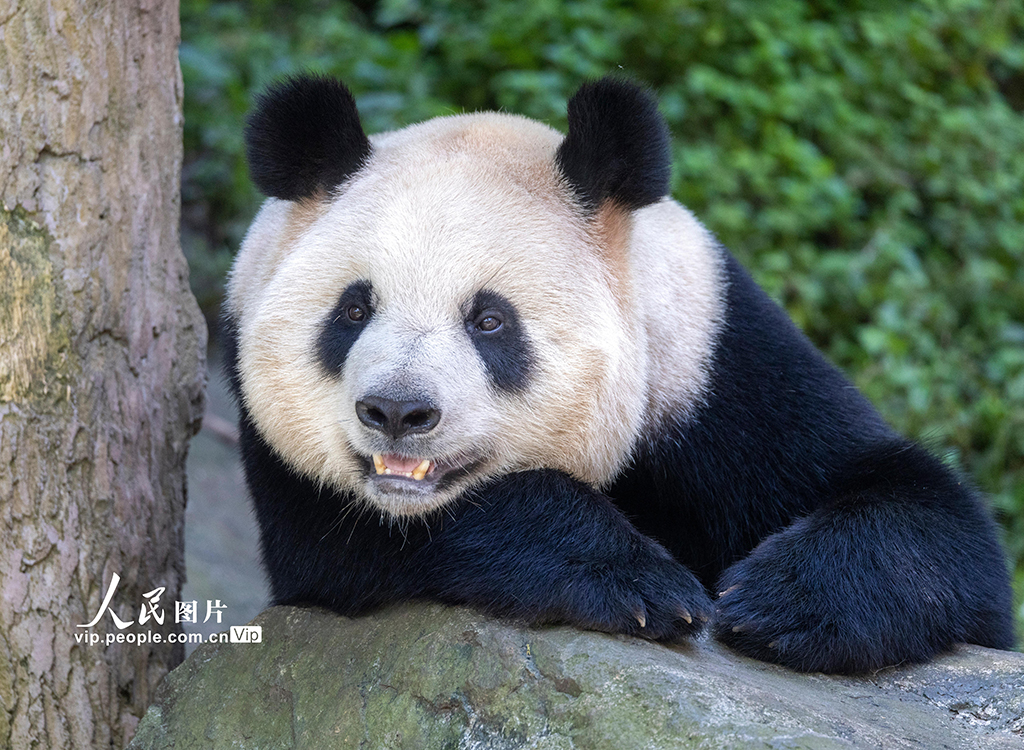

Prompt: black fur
[
  {"left": 556, "top": 78, "right": 671, "bottom": 212},
  {"left": 229, "top": 77, "right": 1014, "bottom": 674},
  {"left": 245, "top": 74, "right": 371, "bottom": 200},
  {"left": 610, "top": 253, "right": 1014, "bottom": 672},
  {"left": 465, "top": 289, "right": 535, "bottom": 393},
  {"left": 317, "top": 280, "right": 374, "bottom": 376}
]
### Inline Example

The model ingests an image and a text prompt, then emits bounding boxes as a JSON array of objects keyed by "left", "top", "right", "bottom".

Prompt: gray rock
[{"left": 129, "top": 604, "right": 1024, "bottom": 749}]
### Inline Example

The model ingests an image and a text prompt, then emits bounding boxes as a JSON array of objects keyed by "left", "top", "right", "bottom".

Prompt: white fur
[
  {"left": 629, "top": 200, "right": 725, "bottom": 429},
  {"left": 228, "top": 112, "right": 725, "bottom": 516}
]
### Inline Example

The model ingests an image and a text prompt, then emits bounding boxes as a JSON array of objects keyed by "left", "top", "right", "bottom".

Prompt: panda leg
[
  {"left": 413, "top": 469, "right": 714, "bottom": 641},
  {"left": 714, "top": 444, "right": 1015, "bottom": 673}
]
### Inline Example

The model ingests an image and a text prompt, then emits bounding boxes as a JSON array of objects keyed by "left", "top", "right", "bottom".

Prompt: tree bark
[{"left": 0, "top": 1, "right": 206, "bottom": 747}]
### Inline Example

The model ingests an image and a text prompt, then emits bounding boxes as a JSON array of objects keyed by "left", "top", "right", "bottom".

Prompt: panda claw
[
  {"left": 634, "top": 606, "right": 647, "bottom": 629},
  {"left": 676, "top": 606, "right": 693, "bottom": 624},
  {"left": 718, "top": 584, "right": 739, "bottom": 598}
]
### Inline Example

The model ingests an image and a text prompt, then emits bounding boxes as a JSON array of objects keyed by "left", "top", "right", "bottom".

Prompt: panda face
[{"left": 230, "top": 113, "right": 650, "bottom": 517}]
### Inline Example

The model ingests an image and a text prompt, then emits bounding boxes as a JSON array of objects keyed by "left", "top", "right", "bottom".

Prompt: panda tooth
[
  {"left": 372, "top": 454, "right": 386, "bottom": 475},
  {"left": 411, "top": 460, "right": 431, "bottom": 481}
]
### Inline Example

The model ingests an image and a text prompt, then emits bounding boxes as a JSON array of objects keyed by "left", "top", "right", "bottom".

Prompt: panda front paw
[
  {"left": 714, "top": 556, "right": 836, "bottom": 671},
  {"left": 558, "top": 543, "right": 714, "bottom": 642},
  {"left": 714, "top": 530, "right": 941, "bottom": 673}
]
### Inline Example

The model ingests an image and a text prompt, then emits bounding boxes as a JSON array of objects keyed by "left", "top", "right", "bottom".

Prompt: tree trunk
[{"left": 0, "top": 1, "right": 206, "bottom": 747}]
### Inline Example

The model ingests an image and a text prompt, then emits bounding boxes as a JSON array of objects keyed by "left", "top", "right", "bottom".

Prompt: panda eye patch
[
  {"left": 317, "top": 280, "right": 374, "bottom": 376},
  {"left": 466, "top": 289, "right": 534, "bottom": 392}
]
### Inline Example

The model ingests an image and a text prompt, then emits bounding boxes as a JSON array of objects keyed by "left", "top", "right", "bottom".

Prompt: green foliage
[{"left": 180, "top": 0, "right": 1024, "bottom": 639}]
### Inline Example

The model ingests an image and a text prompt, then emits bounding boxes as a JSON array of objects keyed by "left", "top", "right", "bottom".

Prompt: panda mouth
[
  {"left": 372, "top": 453, "right": 434, "bottom": 481},
  {"left": 365, "top": 452, "right": 482, "bottom": 492}
]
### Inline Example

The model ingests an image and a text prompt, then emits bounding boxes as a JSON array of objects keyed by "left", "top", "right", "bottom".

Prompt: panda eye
[
  {"left": 346, "top": 304, "right": 366, "bottom": 322},
  {"left": 474, "top": 313, "right": 503, "bottom": 333}
]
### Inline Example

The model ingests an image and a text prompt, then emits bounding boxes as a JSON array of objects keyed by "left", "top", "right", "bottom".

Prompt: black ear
[
  {"left": 555, "top": 78, "right": 671, "bottom": 213},
  {"left": 244, "top": 74, "right": 371, "bottom": 201}
]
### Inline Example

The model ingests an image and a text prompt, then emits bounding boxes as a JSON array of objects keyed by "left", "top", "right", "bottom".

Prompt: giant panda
[{"left": 223, "top": 73, "right": 1014, "bottom": 674}]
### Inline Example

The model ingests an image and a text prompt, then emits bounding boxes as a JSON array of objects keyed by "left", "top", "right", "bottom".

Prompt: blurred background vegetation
[{"left": 180, "top": 0, "right": 1024, "bottom": 641}]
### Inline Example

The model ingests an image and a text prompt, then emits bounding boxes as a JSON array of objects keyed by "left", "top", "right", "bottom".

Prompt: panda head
[{"left": 228, "top": 74, "right": 674, "bottom": 517}]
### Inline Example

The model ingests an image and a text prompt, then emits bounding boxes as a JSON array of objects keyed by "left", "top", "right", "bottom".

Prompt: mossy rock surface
[{"left": 130, "top": 604, "right": 1024, "bottom": 749}]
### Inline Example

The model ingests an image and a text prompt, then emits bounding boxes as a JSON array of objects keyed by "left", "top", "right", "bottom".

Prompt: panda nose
[{"left": 355, "top": 396, "right": 441, "bottom": 438}]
